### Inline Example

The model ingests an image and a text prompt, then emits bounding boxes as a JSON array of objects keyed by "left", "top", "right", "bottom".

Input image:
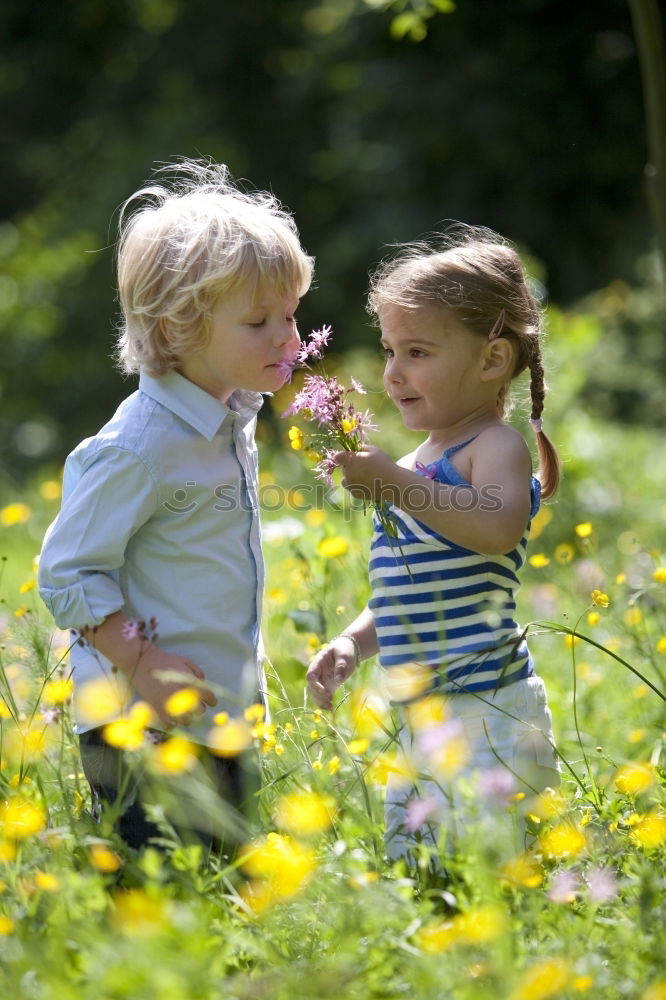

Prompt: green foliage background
[{"left": 1, "top": 0, "right": 663, "bottom": 482}]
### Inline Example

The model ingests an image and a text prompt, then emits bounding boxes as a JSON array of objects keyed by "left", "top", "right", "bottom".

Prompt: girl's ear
[{"left": 480, "top": 338, "right": 514, "bottom": 381}]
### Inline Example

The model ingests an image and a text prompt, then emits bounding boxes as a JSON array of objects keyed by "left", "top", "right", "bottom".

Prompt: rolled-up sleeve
[{"left": 38, "top": 445, "right": 159, "bottom": 629}]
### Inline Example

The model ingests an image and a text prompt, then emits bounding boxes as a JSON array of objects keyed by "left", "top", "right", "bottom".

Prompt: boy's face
[{"left": 180, "top": 284, "right": 301, "bottom": 403}]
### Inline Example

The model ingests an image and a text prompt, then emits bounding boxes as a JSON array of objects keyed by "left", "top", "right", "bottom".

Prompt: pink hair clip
[
  {"left": 488, "top": 309, "right": 506, "bottom": 341},
  {"left": 529, "top": 417, "right": 543, "bottom": 433}
]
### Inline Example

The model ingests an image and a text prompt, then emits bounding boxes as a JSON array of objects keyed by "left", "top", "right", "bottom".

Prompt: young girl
[{"left": 307, "top": 225, "right": 561, "bottom": 861}]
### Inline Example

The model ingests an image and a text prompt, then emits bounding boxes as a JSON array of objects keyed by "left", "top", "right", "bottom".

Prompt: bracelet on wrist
[{"left": 338, "top": 633, "right": 361, "bottom": 666}]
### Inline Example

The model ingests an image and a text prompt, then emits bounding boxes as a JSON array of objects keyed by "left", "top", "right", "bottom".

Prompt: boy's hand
[
  {"left": 127, "top": 646, "right": 218, "bottom": 729},
  {"left": 307, "top": 636, "right": 358, "bottom": 711},
  {"left": 334, "top": 447, "right": 399, "bottom": 505}
]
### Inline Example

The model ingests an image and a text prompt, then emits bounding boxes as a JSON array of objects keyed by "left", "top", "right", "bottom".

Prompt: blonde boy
[{"left": 38, "top": 160, "right": 313, "bottom": 851}]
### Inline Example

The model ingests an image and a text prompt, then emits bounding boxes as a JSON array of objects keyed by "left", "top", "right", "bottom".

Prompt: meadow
[{"left": 1, "top": 303, "right": 665, "bottom": 999}]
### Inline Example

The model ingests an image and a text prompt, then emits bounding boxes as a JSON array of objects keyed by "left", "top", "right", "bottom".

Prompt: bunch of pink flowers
[{"left": 281, "top": 325, "right": 377, "bottom": 486}]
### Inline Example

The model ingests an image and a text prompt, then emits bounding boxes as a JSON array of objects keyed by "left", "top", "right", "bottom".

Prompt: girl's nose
[{"left": 386, "top": 359, "right": 403, "bottom": 384}]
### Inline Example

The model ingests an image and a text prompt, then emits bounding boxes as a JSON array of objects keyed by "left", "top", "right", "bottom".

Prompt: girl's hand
[
  {"left": 334, "top": 447, "right": 398, "bottom": 504},
  {"left": 307, "top": 636, "right": 359, "bottom": 710}
]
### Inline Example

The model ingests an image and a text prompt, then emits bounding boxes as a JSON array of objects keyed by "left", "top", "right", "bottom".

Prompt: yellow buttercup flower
[
  {"left": 103, "top": 719, "right": 145, "bottom": 752},
  {"left": 653, "top": 568, "right": 666, "bottom": 584},
  {"left": 629, "top": 810, "right": 666, "bottom": 850},
  {"left": 383, "top": 662, "right": 432, "bottom": 702},
  {"left": 327, "top": 755, "right": 340, "bottom": 775},
  {"left": 164, "top": 687, "right": 200, "bottom": 718},
  {"left": 539, "top": 823, "right": 587, "bottom": 858},
  {"left": 575, "top": 522, "right": 593, "bottom": 538},
  {"left": 528, "top": 553, "right": 550, "bottom": 568},
  {"left": 347, "top": 738, "right": 369, "bottom": 755},
  {"left": 208, "top": 718, "right": 252, "bottom": 757},
  {"left": 571, "top": 975, "right": 594, "bottom": 992},
  {"left": 614, "top": 762, "right": 655, "bottom": 796},
  {"left": 509, "top": 958, "right": 571, "bottom": 1000},
  {"left": 317, "top": 535, "right": 349, "bottom": 559},
  {"left": 406, "top": 694, "right": 449, "bottom": 730},
  {"left": 554, "top": 543, "right": 575, "bottom": 564},
  {"left": 341, "top": 416, "right": 357, "bottom": 434},
  {"left": 1, "top": 502, "right": 31, "bottom": 526},
  {"left": 150, "top": 736, "right": 198, "bottom": 774},
  {"left": 39, "top": 479, "right": 62, "bottom": 500},
  {"left": 528, "top": 507, "right": 553, "bottom": 540},
  {"left": 305, "top": 508, "right": 327, "bottom": 528},
  {"left": 625, "top": 607, "right": 642, "bottom": 626},
  {"left": 641, "top": 982, "right": 666, "bottom": 1000},
  {"left": 273, "top": 791, "right": 335, "bottom": 836},
  {"left": 587, "top": 611, "right": 600, "bottom": 627},
  {"left": 0, "top": 796, "right": 47, "bottom": 840},
  {"left": 656, "top": 637, "right": 666, "bottom": 654},
  {"left": 77, "top": 675, "right": 132, "bottom": 725},
  {"left": 244, "top": 703, "right": 265, "bottom": 723},
  {"left": 34, "top": 872, "right": 60, "bottom": 892},
  {"left": 288, "top": 426, "right": 304, "bottom": 451},
  {"left": 367, "top": 750, "right": 415, "bottom": 785},
  {"left": 0, "top": 915, "right": 16, "bottom": 935},
  {"left": 0, "top": 841, "right": 18, "bottom": 862},
  {"left": 564, "top": 634, "right": 580, "bottom": 648},
  {"left": 590, "top": 589, "right": 609, "bottom": 607},
  {"left": 111, "top": 888, "right": 170, "bottom": 935},
  {"left": 350, "top": 687, "right": 389, "bottom": 737},
  {"left": 238, "top": 833, "right": 316, "bottom": 905},
  {"left": 43, "top": 677, "right": 74, "bottom": 705},
  {"left": 89, "top": 844, "right": 122, "bottom": 873}
]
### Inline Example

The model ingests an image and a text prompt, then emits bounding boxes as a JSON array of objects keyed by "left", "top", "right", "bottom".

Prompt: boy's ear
[{"left": 480, "top": 338, "right": 514, "bottom": 381}]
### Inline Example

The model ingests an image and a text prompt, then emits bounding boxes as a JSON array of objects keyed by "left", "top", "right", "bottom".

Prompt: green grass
[{"left": 1, "top": 352, "right": 665, "bottom": 999}]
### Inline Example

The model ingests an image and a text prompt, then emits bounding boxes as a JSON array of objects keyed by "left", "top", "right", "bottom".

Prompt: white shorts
[{"left": 384, "top": 674, "right": 560, "bottom": 862}]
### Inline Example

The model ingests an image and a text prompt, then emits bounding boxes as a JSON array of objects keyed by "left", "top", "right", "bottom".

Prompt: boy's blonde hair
[
  {"left": 115, "top": 160, "right": 314, "bottom": 376},
  {"left": 368, "top": 224, "right": 560, "bottom": 499}
]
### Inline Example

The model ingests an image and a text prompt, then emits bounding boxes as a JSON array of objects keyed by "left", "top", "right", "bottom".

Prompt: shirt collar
[{"left": 139, "top": 371, "right": 264, "bottom": 440}]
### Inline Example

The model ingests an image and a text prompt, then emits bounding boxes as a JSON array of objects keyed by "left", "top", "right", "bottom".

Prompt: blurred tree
[{"left": 0, "top": 0, "right": 652, "bottom": 479}]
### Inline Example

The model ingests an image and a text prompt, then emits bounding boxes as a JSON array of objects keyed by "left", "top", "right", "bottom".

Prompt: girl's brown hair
[{"left": 367, "top": 224, "right": 560, "bottom": 499}]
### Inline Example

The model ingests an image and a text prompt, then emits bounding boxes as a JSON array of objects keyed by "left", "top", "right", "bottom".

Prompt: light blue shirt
[{"left": 38, "top": 371, "right": 266, "bottom": 743}]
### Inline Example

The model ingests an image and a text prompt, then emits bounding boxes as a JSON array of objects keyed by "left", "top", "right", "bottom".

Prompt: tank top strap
[{"left": 443, "top": 434, "right": 480, "bottom": 459}]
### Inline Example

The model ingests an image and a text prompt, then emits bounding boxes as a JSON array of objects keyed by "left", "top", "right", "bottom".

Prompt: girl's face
[{"left": 379, "top": 304, "right": 490, "bottom": 435}]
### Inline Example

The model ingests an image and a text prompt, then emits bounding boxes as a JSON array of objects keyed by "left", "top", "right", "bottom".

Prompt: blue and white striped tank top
[{"left": 368, "top": 435, "right": 541, "bottom": 694}]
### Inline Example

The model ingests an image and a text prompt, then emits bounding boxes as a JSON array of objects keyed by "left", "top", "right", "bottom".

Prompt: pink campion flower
[
  {"left": 417, "top": 718, "right": 466, "bottom": 756},
  {"left": 547, "top": 870, "right": 579, "bottom": 904},
  {"left": 478, "top": 768, "right": 517, "bottom": 804},
  {"left": 314, "top": 449, "right": 340, "bottom": 487},
  {"left": 405, "top": 794, "right": 440, "bottom": 832},
  {"left": 122, "top": 619, "right": 140, "bottom": 641},
  {"left": 278, "top": 325, "right": 333, "bottom": 382},
  {"left": 282, "top": 323, "right": 405, "bottom": 563},
  {"left": 585, "top": 866, "right": 618, "bottom": 903}
]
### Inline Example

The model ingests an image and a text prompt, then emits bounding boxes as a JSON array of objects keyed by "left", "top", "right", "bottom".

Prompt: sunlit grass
[{"left": 1, "top": 377, "right": 665, "bottom": 997}]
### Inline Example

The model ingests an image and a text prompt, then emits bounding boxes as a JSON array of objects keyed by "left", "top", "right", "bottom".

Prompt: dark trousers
[{"left": 79, "top": 727, "right": 259, "bottom": 856}]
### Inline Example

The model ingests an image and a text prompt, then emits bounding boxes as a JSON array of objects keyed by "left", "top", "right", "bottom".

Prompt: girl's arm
[
  {"left": 307, "top": 605, "right": 378, "bottom": 710},
  {"left": 335, "top": 427, "right": 533, "bottom": 555}
]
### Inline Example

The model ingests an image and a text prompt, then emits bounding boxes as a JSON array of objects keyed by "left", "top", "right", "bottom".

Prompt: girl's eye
[
  {"left": 247, "top": 319, "right": 266, "bottom": 328},
  {"left": 410, "top": 349, "right": 425, "bottom": 358},
  {"left": 381, "top": 347, "right": 393, "bottom": 359}
]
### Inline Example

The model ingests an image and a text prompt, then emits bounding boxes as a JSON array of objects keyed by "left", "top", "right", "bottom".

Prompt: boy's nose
[{"left": 274, "top": 321, "right": 299, "bottom": 347}]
